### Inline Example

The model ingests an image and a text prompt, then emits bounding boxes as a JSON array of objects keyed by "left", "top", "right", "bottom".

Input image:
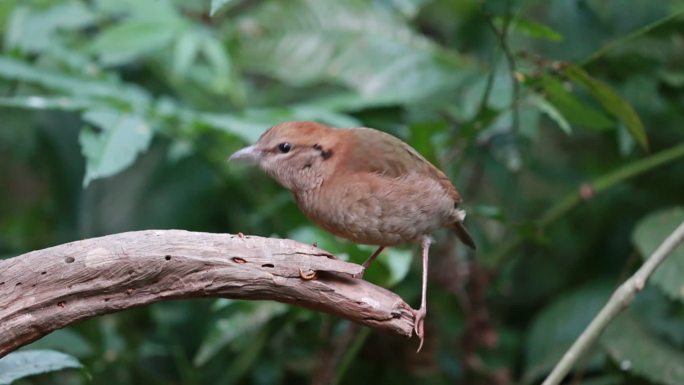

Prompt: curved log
[{"left": 0, "top": 230, "right": 415, "bottom": 357}]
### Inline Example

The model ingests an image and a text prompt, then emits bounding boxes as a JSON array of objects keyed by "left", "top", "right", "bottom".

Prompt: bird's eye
[{"left": 277, "top": 142, "right": 292, "bottom": 153}]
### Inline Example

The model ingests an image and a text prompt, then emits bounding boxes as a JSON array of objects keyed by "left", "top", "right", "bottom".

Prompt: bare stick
[
  {"left": 0, "top": 230, "right": 415, "bottom": 358},
  {"left": 542, "top": 220, "right": 684, "bottom": 385}
]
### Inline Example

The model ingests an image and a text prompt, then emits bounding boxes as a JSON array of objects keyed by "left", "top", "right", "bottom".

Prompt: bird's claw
[
  {"left": 413, "top": 307, "right": 426, "bottom": 353},
  {"left": 353, "top": 266, "right": 367, "bottom": 279}
]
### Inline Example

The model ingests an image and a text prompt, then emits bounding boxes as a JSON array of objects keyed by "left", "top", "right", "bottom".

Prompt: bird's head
[{"left": 229, "top": 121, "right": 339, "bottom": 192}]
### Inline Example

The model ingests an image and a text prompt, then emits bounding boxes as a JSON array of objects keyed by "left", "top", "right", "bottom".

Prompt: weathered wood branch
[{"left": 0, "top": 230, "right": 415, "bottom": 358}]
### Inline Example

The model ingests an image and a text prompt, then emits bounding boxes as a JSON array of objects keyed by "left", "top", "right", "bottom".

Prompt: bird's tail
[{"left": 451, "top": 221, "right": 476, "bottom": 250}]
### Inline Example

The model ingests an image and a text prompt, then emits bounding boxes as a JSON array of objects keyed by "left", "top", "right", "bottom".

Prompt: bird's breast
[{"left": 293, "top": 173, "right": 457, "bottom": 246}]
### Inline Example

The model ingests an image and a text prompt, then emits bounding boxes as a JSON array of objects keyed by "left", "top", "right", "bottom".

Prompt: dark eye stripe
[{"left": 313, "top": 144, "right": 333, "bottom": 160}]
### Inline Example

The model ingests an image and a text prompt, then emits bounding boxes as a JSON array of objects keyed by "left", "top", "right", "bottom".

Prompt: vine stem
[
  {"left": 479, "top": 0, "right": 521, "bottom": 133},
  {"left": 486, "top": 141, "right": 684, "bottom": 266},
  {"left": 542, "top": 219, "right": 684, "bottom": 385},
  {"left": 581, "top": 9, "right": 684, "bottom": 66}
]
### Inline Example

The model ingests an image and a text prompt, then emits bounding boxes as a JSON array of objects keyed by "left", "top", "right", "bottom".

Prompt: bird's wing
[{"left": 345, "top": 128, "right": 462, "bottom": 203}]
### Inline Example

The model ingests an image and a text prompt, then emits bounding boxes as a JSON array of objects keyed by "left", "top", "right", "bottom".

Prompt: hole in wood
[
  {"left": 65, "top": 256, "right": 75, "bottom": 263},
  {"left": 165, "top": 255, "right": 171, "bottom": 261},
  {"left": 232, "top": 257, "right": 247, "bottom": 264},
  {"left": 299, "top": 269, "right": 317, "bottom": 280},
  {"left": 41, "top": 271, "right": 47, "bottom": 275},
  {"left": 262, "top": 263, "right": 274, "bottom": 268}
]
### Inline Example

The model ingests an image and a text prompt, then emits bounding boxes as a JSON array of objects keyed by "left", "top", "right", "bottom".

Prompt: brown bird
[{"left": 230, "top": 121, "right": 475, "bottom": 351}]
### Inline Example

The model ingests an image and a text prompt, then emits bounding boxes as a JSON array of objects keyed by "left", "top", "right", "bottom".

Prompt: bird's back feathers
[{"left": 342, "top": 128, "right": 463, "bottom": 204}]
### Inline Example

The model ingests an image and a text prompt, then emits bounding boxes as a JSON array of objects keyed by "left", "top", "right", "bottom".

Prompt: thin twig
[
  {"left": 481, "top": 0, "right": 520, "bottom": 133},
  {"left": 581, "top": 9, "right": 684, "bottom": 66},
  {"left": 542, "top": 220, "right": 684, "bottom": 385}
]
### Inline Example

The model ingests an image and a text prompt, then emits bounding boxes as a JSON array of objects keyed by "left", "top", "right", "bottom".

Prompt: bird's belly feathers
[{"left": 295, "top": 173, "right": 457, "bottom": 246}]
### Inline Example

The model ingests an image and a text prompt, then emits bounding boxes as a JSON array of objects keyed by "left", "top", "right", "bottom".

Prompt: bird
[{"left": 229, "top": 121, "right": 475, "bottom": 351}]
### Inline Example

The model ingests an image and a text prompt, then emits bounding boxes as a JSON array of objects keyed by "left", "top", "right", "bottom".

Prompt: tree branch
[
  {"left": 0, "top": 230, "right": 415, "bottom": 358},
  {"left": 542, "top": 219, "right": 684, "bottom": 385}
]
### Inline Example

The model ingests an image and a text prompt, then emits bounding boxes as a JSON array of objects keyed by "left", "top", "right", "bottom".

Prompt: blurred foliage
[
  {"left": 1, "top": 0, "right": 684, "bottom": 384},
  {"left": 633, "top": 207, "right": 684, "bottom": 302},
  {"left": 0, "top": 350, "right": 83, "bottom": 385}
]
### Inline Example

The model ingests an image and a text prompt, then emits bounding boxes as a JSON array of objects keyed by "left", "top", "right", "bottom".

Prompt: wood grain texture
[{"left": 0, "top": 230, "right": 415, "bottom": 357}]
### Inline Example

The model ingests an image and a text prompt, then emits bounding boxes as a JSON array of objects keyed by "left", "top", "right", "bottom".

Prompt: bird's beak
[{"left": 229, "top": 145, "right": 263, "bottom": 164}]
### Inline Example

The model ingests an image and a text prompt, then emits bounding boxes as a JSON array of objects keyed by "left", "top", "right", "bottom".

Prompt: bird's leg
[
  {"left": 362, "top": 246, "right": 385, "bottom": 270},
  {"left": 414, "top": 236, "right": 431, "bottom": 352},
  {"left": 355, "top": 246, "right": 384, "bottom": 279}
]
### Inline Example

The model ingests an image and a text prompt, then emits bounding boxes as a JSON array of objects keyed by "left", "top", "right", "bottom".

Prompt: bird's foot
[
  {"left": 413, "top": 306, "right": 427, "bottom": 353},
  {"left": 352, "top": 266, "right": 367, "bottom": 279}
]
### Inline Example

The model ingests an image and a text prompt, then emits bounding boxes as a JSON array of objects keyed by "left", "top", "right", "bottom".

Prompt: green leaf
[
  {"left": 211, "top": 298, "right": 236, "bottom": 312},
  {"left": 195, "top": 112, "right": 271, "bottom": 143},
  {"left": 472, "top": 205, "right": 507, "bottom": 221},
  {"left": 632, "top": 286, "right": 684, "bottom": 347},
  {"left": 172, "top": 32, "right": 201, "bottom": 78},
  {"left": 496, "top": 16, "right": 563, "bottom": 41},
  {"left": 617, "top": 123, "right": 636, "bottom": 156},
  {"left": 0, "top": 57, "right": 150, "bottom": 106},
  {"left": 602, "top": 313, "right": 684, "bottom": 385},
  {"left": 24, "top": 329, "right": 93, "bottom": 358},
  {"left": 539, "top": 75, "right": 614, "bottom": 130},
  {"left": 219, "top": 329, "right": 269, "bottom": 383},
  {"left": 90, "top": 21, "right": 177, "bottom": 65},
  {"left": 236, "top": 0, "right": 466, "bottom": 104},
  {"left": 529, "top": 93, "right": 572, "bottom": 134},
  {"left": 377, "top": 248, "right": 411, "bottom": 287},
  {"left": 0, "top": 350, "right": 82, "bottom": 385},
  {"left": 384, "top": 0, "right": 428, "bottom": 18},
  {"left": 193, "top": 302, "right": 287, "bottom": 366},
  {"left": 659, "top": 70, "right": 684, "bottom": 88},
  {"left": 523, "top": 281, "right": 613, "bottom": 384},
  {"left": 196, "top": 105, "right": 360, "bottom": 143},
  {"left": 210, "top": 0, "right": 236, "bottom": 16},
  {"left": 79, "top": 108, "right": 153, "bottom": 186},
  {"left": 633, "top": 207, "right": 684, "bottom": 302},
  {"left": 6, "top": 2, "right": 96, "bottom": 53},
  {"left": 564, "top": 64, "right": 649, "bottom": 151},
  {"left": 575, "top": 375, "right": 624, "bottom": 385},
  {"left": 287, "top": 105, "right": 361, "bottom": 128},
  {"left": 93, "top": 0, "right": 180, "bottom": 22},
  {"left": 201, "top": 37, "right": 232, "bottom": 93},
  {"left": 302, "top": 91, "right": 403, "bottom": 111},
  {"left": 0, "top": 96, "right": 91, "bottom": 111}
]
